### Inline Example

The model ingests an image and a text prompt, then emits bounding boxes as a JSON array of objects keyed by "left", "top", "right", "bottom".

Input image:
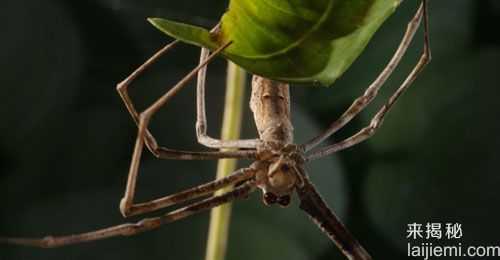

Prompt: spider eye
[
  {"left": 263, "top": 192, "right": 278, "bottom": 205},
  {"left": 277, "top": 195, "right": 291, "bottom": 207}
]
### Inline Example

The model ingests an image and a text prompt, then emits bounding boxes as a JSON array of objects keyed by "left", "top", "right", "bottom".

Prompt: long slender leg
[
  {"left": 196, "top": 48, "right": 261, "bottom": 149},
  {"left": 302, "top": 0, "right": 429, "bottom": 152},
  {"left": 119, "top": 43, "right": 235, "bottom": 217},
  {"left": 0, "top": 181, "right": 256, "bottom": 248},
  {"left": 126, "top": 167, "right": 255, "bottom": 217},
  {"left": 155, "top": 147, "right": 256, "bottom": 161},
  {"left": 295, "top": 166, "right": 371, "bottom": 260},
  {"left": 117, "top": 41, "right": 176, "bottom": 154},
  {"left": 307, "top": 0, "right": 431, "bottom": 162},
  {"left": 116, "top": 42, "right": 255, "bottom": 160}
]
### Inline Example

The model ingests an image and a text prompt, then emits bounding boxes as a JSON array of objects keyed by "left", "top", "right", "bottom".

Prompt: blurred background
[{"left": 1, "top": 0, "right": 499, "bottom": 259}]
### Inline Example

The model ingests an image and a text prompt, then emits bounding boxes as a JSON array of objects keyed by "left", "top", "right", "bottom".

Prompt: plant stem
[{"left": 204, "top": 61, "right": 246, "bottom": 260}]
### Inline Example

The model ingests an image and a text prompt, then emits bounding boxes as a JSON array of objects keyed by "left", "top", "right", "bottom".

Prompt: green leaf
[
  {"left": 148, "top": 18, "right": 218, "bottom": 50},
  {"left": 149, "top": 0, "right": 401, "bottom": 86}
]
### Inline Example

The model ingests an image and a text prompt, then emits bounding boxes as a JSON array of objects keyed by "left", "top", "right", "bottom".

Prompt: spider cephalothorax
[{"left": 254, "top": 144, "right": 305, "bottom": 207}]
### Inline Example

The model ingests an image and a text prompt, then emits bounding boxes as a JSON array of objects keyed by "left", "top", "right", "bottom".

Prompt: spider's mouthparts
[
  {"left": 263, "top": 192, "right": 278, "bottom": 205},
  {"left": 277, "top": 195, "right": 291, "bottom": 207},
  {"left": 262, "top": 192, "right": 291, "bottom": 207}
]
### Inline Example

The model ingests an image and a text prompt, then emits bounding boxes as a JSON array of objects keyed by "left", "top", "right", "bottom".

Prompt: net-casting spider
[{"left": 1, "top": 1, "right": 430, "bottom": 259}]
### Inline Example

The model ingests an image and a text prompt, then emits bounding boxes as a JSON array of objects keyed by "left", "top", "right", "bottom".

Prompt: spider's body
[
  {"left": 248, "top": 76, "right": 300, "bottom": 206},
  {"left": 250, "top": 76, "right": 293, "bottom": 146}
]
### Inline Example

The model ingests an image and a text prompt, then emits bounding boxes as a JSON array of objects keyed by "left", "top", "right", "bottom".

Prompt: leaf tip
[{"left": 147, "top": 17, "right": 162, "bottom": 28}]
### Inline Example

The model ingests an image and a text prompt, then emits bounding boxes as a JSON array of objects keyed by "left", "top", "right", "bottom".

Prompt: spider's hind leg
[
  {"left": 305, "top": 0, "right": 431, "bottom": 161},
  {"left": 195, "top": 47, "right": 261, "bottom": 149}
]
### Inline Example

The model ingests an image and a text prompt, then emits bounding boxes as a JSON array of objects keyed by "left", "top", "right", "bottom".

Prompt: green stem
[{"left": 204, "top": 62, "right": 246, "bottom": 260}]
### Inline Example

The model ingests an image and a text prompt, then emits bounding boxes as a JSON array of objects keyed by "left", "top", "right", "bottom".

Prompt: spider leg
[
  {"left": 125, "top": 167, "right": 255, "bottom": 217},
  {"left": 116, "top": 41, "right": 255, "bottom": 160},
  {"left": 0, "top": 181, "right": 256, "bottom": 248},
  {"left": 120, "top": 42, "right": 241, "bottom": 217},
  {"left": 306, "top": 0, "right": 431, "bottom": 161},
  {"left": 295, "top": 166, "right": 371, "bottom": 260},
  {"left": 302, "top": 0, "right": 431, "bottom": 153},
  {"left": 196, "top": 47, "right": 261, "bottom": 149}
]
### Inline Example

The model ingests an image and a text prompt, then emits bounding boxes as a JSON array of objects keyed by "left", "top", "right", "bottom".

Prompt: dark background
[{"left": 1, "top": 0, "right": 499, "bottom": 259}]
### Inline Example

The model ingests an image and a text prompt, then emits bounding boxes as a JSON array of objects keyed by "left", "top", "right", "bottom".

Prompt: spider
[{"left": 1, "top": 1, "right": 430, "bottom": 259}]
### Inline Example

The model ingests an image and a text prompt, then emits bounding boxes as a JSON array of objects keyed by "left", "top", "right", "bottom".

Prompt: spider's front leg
[
  {"left": 0, "top": 178, "right": 257, "bottom": 248},
  {"left": 295, "top": 166, "right": 371, "bottom": 260},
  {"left": 303, "top": 0, "right": 431, "bottom": 161},
  {"left": 123, "top": 167, "right": 255, "bottom": 217}
]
